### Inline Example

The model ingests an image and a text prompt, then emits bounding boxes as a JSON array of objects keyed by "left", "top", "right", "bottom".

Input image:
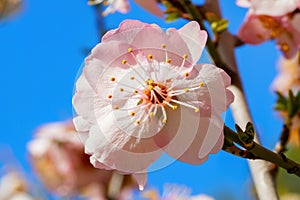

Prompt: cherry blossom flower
[
  {"left": 27, "top": 121, "right": 134, "bottom": 198},
  {"left": 237, "top": 0, "right": 300, "bottom": 58},
  {"left": 88, "top": 0, "right": 163, "bottom": 17},
  {"left": 72, "top": 20, "right": 233, "bottom": 190}
]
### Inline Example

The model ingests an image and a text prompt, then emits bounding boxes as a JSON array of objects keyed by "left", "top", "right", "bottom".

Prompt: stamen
[
  {"left": 170, "top": 99, "right": 199, "bottom": 111},
  {"left": 147, "top": 54, "right": 153, "bottom": 60},
  {"left": 199, "top": 82, "right": 204, "bottom": 87},
  {"left": 160, "top": 105, "right": 167, "bottom": 123},
  {"left": 110, "top": 77, "right": 116, "bottom": 82},
  {"left": 149, "top": 112, "right": 154, "bottom": 117},
  {"left": 107, "top": 94, "right": 112, "bottom": 99},
  {"left": 135, "top": 120, "right": 141, "bottom": 125},
  {"left": 184, "top": 72, "right": 189, "bottom": 77},
  {"left": 128, "top": 47, "right": 133, "bottom": 53},
  {"left": 163, "top": 101, "right": 177, "bottom": 110},
  {"left": 121, "top": 59, "right": 127, "bottom": 65},
  {"left": 120, "top": 88, "right": 124, "bottom": 92},
  {"left": 113, "top": 105, "right": 119, "bottom": 110},
  {"left": 179, "top": 54, "right": 187, "bottom": 71},
  {"left": 129, "top": 111, "right": 135, "bottom": 116},
  {"left": 166, "top": 58, "right": 171, "bottom": 64},
  {"left": 130, "top": 76, "right": 135, "bottom": 80}
]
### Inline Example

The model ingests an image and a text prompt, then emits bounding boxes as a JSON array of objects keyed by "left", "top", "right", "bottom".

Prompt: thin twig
[{"left": 224, "top": 126, "right": 300, "bottom": 177}]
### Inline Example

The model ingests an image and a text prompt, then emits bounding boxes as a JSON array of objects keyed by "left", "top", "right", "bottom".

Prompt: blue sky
[{"left": 0, "top": 0, "right": 284, "bottom": 199}]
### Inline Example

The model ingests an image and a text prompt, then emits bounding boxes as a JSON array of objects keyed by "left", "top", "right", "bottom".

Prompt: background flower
[
  {"left": 237, "top": 0, "right": 300, "bottom": 58},
  {"left": 27, "top": 120, "right": 134, "bottom": 199}
]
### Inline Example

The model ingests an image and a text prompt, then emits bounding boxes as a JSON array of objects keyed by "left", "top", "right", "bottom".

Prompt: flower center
[{"left": 107, "top": 45, "right": 204, "bottom": 140}]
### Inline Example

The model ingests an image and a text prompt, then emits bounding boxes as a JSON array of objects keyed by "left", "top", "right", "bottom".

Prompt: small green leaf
[
  {"left": 165, "top": 12, "right": 181, "bottom": 22},
  {"left": 287, "top": 90, "right": 298, "bottom": 117}
]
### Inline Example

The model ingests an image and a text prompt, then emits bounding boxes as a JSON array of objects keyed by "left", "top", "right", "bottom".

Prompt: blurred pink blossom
[
  {"left": 73, "top": 20, "right": 233, "bottom": 189},
  {"left": 143, "top": 184, "right": 214, "bottom": 200},
  {"left": 88, "top": 0, "right": 163, "bottom": 17},
  {"left": 0, "top": 172, "right": 35, "bottom": 200},
  {"left": 237, "top": 0, "right": 300, "bottom": 58},
  {"left": 27, "top": 121, "right": 133, "bottom": 198},
  {"left": 272, "top": 55, "right": 300, "bottom": 93}
]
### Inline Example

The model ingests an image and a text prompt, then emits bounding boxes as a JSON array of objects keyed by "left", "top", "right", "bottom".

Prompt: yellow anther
[
  {"left": 199, "top": 82, "right": 204, "bottom": 87},
  {"left": 149, "top": 112, "right": 154, "bottom": 117},
  {"left": 166, "top": 58, "right": 171, "bottom": 63},
  {"left": 162, "top": 118, "right": 167, "bottom": 123},
  {"left": 146, "top": 79, "right": 154, "bottom": 85},
  {"left": 113, "top": 105, "right": 119, "bottom": 110},
  {"left": 128, "top": 48, "right": 133, "bottom": 53},
  {"left": 130, "top": 112, "right": 135, "bottom": 116},
  {"left": 280, "top": 43, "right": 289, "bottom": 52},
  {"left": 122, "top": 59, "right": 127, "bottom": 64},
  {"left": 172, "top": 105, "right": 178, "bottom": 110},
  {"left": 120, "top": 88, "right": 124, "bottom": 92},
  {"left": 110, "top": 77, "right": 116, "bottom": 82},
  {"left": 148, "top": 85, "right": 154, "bottom": 90},
  {"left": 134, "top": 90, "right": 139, "bottom": 94},
  {"left": 147, "top": 54, "right": 153, "bottom": 59},
  {"left": 107, "top": 94, "right": 112, "bottom": 99},
  {"left": 184, "top": 72, "right": 189, "bottom": 77},
  {"left": 130, "top": 76, "right": 135, "bottom": 80},
  {"left": 183, "top": 54, "right": 188, "bottom": 59},
  {"left": 135, "top": 120, "right": 141, "bottom": 125},
  {"left": 194, "top": 108, "right": 199, "bottom": 113},
  {"left": 161, "top": 44, "right": 166, "bottom": 48},
  {"left": 103, "top": 0, "right": 109, "bottom": 5},
  {"left": 184, "top": 88, "right": 189, "bottom": 92}
]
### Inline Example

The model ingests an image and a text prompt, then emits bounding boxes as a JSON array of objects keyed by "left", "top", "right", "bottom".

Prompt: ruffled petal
[
  {"left": 134, "top": 0, "right": 164, "bottom": 17},
  {"left": 251, "top": 0, "right": 298, "bottom": 16},
  {"left": 72, "top": 74, "right": 96, "bottom": 123},
  {"left": 177, "top": 21, "right": 207, "bottom": 64}
]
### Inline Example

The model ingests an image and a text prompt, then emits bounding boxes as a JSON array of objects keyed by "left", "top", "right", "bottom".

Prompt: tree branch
[{"left": 224, "top": 125, "right": 300, "bottom": 177}]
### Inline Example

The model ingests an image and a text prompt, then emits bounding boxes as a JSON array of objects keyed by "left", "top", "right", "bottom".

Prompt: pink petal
[
  {"left": 236, "top": 0, "right": 251, "bottom": 8},
  {"left": 177, "top": 21, "right": 207, "bottom": 64},
  {"left": 276, "top": 32, "right": 298, "bottom": 59},
  {"left": 83, "top": 41, "right": 134, "bottom": 92},
  {"left": 72, "top": 74, "right": 96, "bottom": 124},
  {"left": 238, "top": 14, "right": 272, "bottom": 44},
  {"left": 194, "top": 64, "right": 234, "bottom": 113},
  {"left": 102, "top": 20, "right": 152, "bottom": 43},
  {"left": 72, "top": 116, "right": 91, "bottom": 143},
  {"left": 134, "top": 0, "right": 164, "bottom": 17},
  {"left": 114, "top": 0, "right": 130, "bottom": 13},
  {"left": 251, "top": 0, "right": 298, "bottom": 16},
  {"left": 86, "top": 115, "right": 162, "bottom": 173}
]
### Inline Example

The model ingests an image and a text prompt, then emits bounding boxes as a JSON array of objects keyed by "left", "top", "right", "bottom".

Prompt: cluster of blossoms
[
  {"left": 237, "top": 0, "right": 300, "bottom": 58},
  {"left": 73, "top": 20, "right": 233, "bottom": 189},
  {"left": 87, "top": 0, "right": 163, "bottom": 17},
  {"left": 27, "top": 121, "right": 134, "bottom": 199}
]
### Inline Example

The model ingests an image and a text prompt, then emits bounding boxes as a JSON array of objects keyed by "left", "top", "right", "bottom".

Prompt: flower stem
[{"left": 224, "top": 125, "right": 300, "bottom": 177}]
